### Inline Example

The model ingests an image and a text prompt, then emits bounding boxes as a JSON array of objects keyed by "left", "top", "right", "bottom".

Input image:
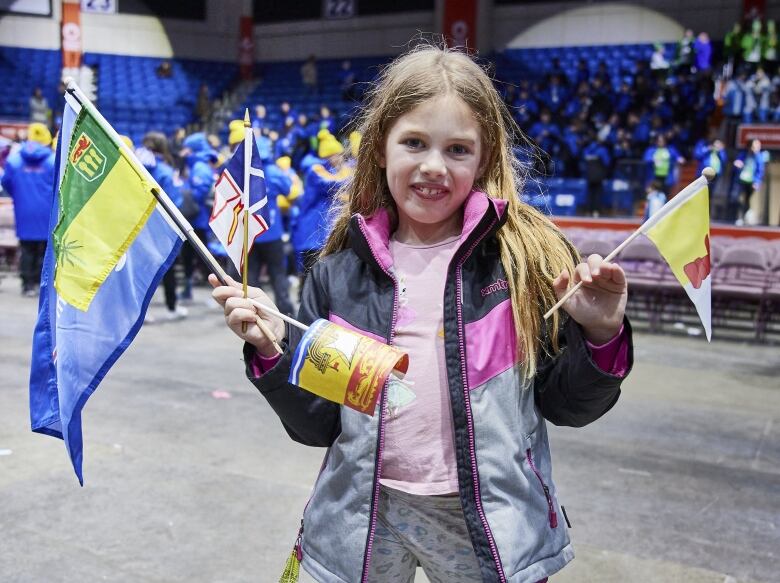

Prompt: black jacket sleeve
[
  {"left": 243, "top": 261, "right": 342, "bottom": 447},
  {"left": 534, "top": 316, "right": 633, "bottom": 427}
]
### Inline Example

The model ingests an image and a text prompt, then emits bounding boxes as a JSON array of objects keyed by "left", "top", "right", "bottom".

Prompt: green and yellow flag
[{"left": 53, "top": 110, "right": 156, "bottom": 311}]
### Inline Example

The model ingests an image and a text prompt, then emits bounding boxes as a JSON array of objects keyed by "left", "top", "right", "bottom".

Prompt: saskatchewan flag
[
  {"left": 30, "top": 93, "right": 184, "bottom": 484},
  {"left": 53, "top": 109, "right": 157, "bottom": 311},
  {"left": 643, "top": 176, "right": 712, "bottom": 340}
]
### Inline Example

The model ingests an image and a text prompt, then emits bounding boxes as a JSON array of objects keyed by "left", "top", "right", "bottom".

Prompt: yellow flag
[
  {"left": 289, "top": 319, "right": 409, "bottom": 415},
  {"left": 644, "top": 182, "right": 711, "bottom": 340}
]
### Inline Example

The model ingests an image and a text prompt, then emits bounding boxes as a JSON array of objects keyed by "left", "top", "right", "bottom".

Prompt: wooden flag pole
[
  {"left": 542, "top": 167, "right": 717, "bottom": 320},
  {"left": 241, "top": 109, "right": 251, "bottom": 334}
]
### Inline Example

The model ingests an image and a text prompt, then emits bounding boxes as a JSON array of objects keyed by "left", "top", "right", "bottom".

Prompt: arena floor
[{"left": 0, "top": 276, "right": 777, "bottom": 583}]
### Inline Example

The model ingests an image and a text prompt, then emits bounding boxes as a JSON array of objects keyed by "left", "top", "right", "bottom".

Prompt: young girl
[{"left": 211, "top": 46, "right": 632, "bottom": 583}]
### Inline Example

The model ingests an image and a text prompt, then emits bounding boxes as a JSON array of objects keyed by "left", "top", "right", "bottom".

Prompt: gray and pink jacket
[{"left": 244, "top": 191, "right": 633, "bottom": 582}]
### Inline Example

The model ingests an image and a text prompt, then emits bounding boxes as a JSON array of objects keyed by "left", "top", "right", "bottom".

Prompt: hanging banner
[
  {"left": 62, "top": 1, "right": 82, "bottom": 69},
  {"left": 80, "top": 0, "right": 118, "bottom": 13},
  {"left": 442, "top": 0, "right": 476, "bottom": 50},
  {"left": 239, "top": 15, "right": 254, "bottom": 80}
]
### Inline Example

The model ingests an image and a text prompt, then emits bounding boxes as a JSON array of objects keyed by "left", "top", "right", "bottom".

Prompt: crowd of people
[
  {"left": 493, "top": 20, "right": 777, "bottom": 222},
  {"left": 0, "top": 110, "right": 359, "bottom": 316},
  {"left": 2, "top": 20, "right": 779, "bottom": 302}
]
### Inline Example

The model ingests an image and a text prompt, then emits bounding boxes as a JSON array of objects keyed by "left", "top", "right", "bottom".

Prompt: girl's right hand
[{"left": 208, "top": 274, "right": 286, "bottom": 357}]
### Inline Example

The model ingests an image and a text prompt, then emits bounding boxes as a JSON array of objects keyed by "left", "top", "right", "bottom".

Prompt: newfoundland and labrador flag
[
  {"left": 209, "top": 132, "right": 268, "bottom": 273},
  {"left": 642, "top": 175, "right": 712, "bottom": 340},
  {"left": 289, "top": 319, "right": 409, "bottom": 415},
  {"left": 30, "top": 94, "right": 183, "bottom": 484}
]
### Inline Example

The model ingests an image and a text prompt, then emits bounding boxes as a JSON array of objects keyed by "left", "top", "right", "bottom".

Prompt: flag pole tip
[
  {"left": 244, "top": 108, "right": 251, "bottom": 127},
  {"left": 701, "top": 167, "right": 717, "bottom": 182}
]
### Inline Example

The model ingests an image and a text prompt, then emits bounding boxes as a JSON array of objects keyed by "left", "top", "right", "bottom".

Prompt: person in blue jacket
[
  {"left": 582, "top": 135, "right": 612, "bottom": 215},
  {"left": 529, "top": 109, "right": 561, "bottom": 157},
  {"left": 643, "top": 134, "right": 685, "bottom": 192},
  {"left": 246, "top": 158, "right": 295, "bottom": 316},
  {"left": 732, "top": 138, "right": 767, "bottom": 224},
  {"left": 694, "top": 137, "right": 727, "bottom": 196},
  {"left": 178, "top": 132, "right": 217, "bottom": 300},
  {"left": 1, "top": 123, "right": 55, "bottom": 296},
  {"left": 290, "top": 135, "right": 353, "bottom": 289},
  {"left": 137, "top": 132, "right": 188, "bottom": 320},
  {"left": 298, "top": 129, "right": 328, "bottom": 176}
]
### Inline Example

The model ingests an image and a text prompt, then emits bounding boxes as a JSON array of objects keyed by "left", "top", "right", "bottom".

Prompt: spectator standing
[
  {"left": 722, "top": 70, "right": 748, "bottom": 119},
  {"left": 694, "top": 137, "right": 727, "bottom": 208},
  {"left": 694, "top": 32, "right": 712, "bottom": 74},
  {"left": 540, "top": 74, "right": 568, "bottom": 114},
  {"left": 317, "top": 105, "right": 336, "bottom": 135},
  {"left": 0, "top": 123, "right": 55, "bottom": 296},
  {"left": 529, "top": 109, "right": 561, "bottom": 160},
  {"left": 247, "top": 158, "right": 295, "bottom": 317},
  {"left": 643, "top": 134, "right": 685, "bottom": 192},
  {"left": 178, "top": 132, "right": 218, "bottom": 300},
  {"left": 650, "top": 43, "right": 670, "bottom": 75},
  {"left": 582, "top": 135, "right": 612, "bottom": 215},
  {"left": 137, "top": 132, "right": 188, "bottom": 320},
  {"left": 764, "top": 20, "right": 778, "bottom": 74},
  {"left": 29, "top": 87, "right": 50, "bottom": 126},
  {"left": 675, "top": 30, "right": 695, "bottom": 72},
  {"left": 724, "top": 22, "right": 743, "bottom": 72},
  {"left": 300, "top": 54, "right": 318, "bottom": 96},
  {"left": 196, "top": 83, "right": 210, "bottom": 124},
  {"left": 573, "top": 58, "right": 590, "bottom": 86},
  {"left": 749, "top": 67, "right": 772, "bottom": 122},
  {"left": 732, "top": 138, "right": 766, "bottom": 225},
  {"left": 513, "top": 86, "right": 539, "bottom": 129},
  {"left": 694, "top": 138, "right": 727, "bottom": 179},
  {"left": 252, "top": 104, "right": 269, "bottom": 135},
  {"left": 338, "top": 59, "right": 357, "bottom": 101},
  {"left": 742, "top": 20, "right": 763, "bottom": 69},
  {"left": 291, "top": 136, "right": 352, "bottom": 288},
  {"left": 644, "top": 180, "right": 667, "bottom": 220}
]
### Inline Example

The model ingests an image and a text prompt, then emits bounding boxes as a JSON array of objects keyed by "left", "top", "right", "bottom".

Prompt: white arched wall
[
  {"left": 492, "top": 0, "right": 749, "bottom": 50},
  {"left": 502, "top": 3, "right": 683, "bottom": 48}
]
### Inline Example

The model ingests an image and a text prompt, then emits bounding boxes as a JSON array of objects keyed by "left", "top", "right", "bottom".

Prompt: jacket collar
[{"left": 349, "top": 190, "right": 508, "bottom": 273}]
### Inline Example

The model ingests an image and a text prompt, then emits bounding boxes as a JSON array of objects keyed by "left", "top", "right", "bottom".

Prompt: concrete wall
[{"left": 253, "top": 12, "right": 434, "bottom": 62}]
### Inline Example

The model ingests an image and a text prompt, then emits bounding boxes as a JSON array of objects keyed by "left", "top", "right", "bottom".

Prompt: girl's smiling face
[{"left": 380, "top": 95, "right": 484, "bottom": 244}]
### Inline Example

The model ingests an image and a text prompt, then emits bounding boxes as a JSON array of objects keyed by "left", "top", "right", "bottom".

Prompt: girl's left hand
[{"left": 553, "top": 255, "right": 627, "bottom": 345}]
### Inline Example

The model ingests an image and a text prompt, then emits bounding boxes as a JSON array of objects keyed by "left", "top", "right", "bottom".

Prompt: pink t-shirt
[
  {"left": 380, "top": 235, "right": 462, "bottom": 495},
  {"left": 250, "top": 239, "right": 630, "bottom": 497}
]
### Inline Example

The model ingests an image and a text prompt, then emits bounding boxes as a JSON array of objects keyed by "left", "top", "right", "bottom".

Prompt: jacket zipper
[
  {"left": 525, "top": 448, "right": 558, "bottom": 529},
  {"left": 454, "top": 216, "right": 507, "bottom": 582},
  {"left": 357, "top": 217, "right": 399, "bottom": 583},
  {"left": 294, "top": 519, "right": 304, "bottom": 561}
]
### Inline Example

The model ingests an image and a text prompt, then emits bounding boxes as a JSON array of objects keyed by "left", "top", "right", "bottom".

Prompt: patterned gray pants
[
  {"left": 299, "top": 486, "right": 551, "bottom": 582},
  {"left": 366, "top": 485, "right": 483, "bottom": 582}
]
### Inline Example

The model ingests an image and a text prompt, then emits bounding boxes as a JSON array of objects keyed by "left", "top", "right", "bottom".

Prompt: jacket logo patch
[{"left": 481, "top": 278, "right": 508, "bottom": 297}]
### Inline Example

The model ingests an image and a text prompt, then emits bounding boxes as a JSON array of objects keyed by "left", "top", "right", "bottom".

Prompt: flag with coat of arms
[
  {"left": 209, "top": 127, "right": 268, "bottom": 272},
  {"left": 30, "top": 88, "right": 184, "bottom": 484}
]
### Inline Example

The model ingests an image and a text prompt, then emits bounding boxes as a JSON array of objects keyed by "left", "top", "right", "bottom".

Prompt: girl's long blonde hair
[{"left": 321, "top": 44, "right": 578, "bottom": 378}]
